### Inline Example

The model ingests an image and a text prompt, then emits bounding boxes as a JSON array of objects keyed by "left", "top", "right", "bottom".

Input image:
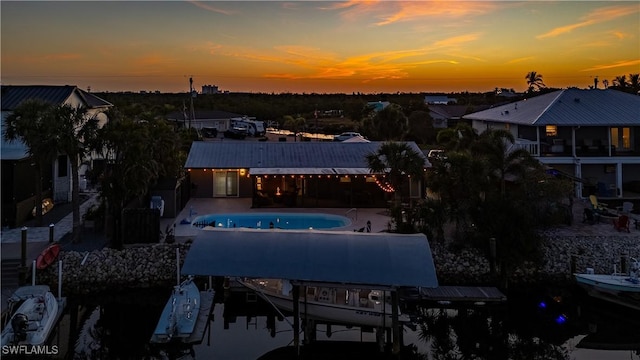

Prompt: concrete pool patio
[{"left": 166, "top": 197, "right": 394, "bottom": 240}]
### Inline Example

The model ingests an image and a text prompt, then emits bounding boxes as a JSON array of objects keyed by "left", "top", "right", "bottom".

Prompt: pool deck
[{"left": 166, "top": 198, "right": 393, "bottom": 240}]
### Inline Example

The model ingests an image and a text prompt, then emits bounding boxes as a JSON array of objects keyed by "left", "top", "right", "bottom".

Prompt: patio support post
[
  {"left": 392, "top": 290, "right": 400, "bottom": 355},
  {"left": 616, "top": 163, "right": 622, "bottom": 197},
  {"left": 20, "top": 226, "right": 28, "bottom": 285},
  {"left": 293, "top": 285, "right": 300, "bottom": 358},
  {"left": 572, "top": 127, "right": 577, "bottom": 157},
  {"left": 536, "top": 127, "right": 541, "bottom": 156}
]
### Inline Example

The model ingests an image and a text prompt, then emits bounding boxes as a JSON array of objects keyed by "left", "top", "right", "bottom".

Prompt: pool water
[{"left": 191, "top": 212, "right": 351, "bottom": 230}]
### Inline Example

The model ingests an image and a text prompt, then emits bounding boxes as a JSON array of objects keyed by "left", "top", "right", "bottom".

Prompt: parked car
[
  {"left": 334, "top": 132, "right": 362, "bottom": 142},
  {"left": 427, "top": 149, "right": 446, "bottom": 161},
  {"left": 202, "top": 127, "right": 218, "bottom": 138},
  {"left": 224, "top": 127, "right": 248, "bottom": 139}
]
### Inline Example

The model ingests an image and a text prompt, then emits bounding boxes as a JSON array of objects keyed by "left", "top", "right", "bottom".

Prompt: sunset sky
[{"left": 1, "top": 1, "right": 638, "bottom": 94}]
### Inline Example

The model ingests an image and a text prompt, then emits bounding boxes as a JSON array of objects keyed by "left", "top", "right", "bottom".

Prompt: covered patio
[{"left": 184, "top": 141, "right": 428, "bottom": 209}]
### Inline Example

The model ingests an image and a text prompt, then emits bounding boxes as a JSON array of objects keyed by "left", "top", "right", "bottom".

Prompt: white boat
[
  {"left": 0, "top": 285, "right": 60, "bottom": 346},
  {"left": 574, "top": 258, "right": 640, "bottom": 311},
  {"left": 238, "top": 278, "right": 411, "bottom": 328},
  {"left": 151, "top": 276, "right": 201, "bottom": 343}
]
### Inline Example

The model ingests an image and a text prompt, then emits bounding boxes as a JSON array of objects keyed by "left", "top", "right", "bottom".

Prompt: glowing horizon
[{"left": 1, "top": 1, "right": 638, "bottom": 94}]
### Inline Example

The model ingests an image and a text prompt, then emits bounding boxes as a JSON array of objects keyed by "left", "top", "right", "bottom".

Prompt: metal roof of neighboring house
[
  {"left": 1, "top": 85, "right": 112, "bottom": 161},
  {"left": 428, "top": 104, "right": 491, "bottom": 119},
  {"left": 463, "top": 89, "right": 640, "bottom": 126},
  {"left": 425, "top": 96, "right": 457, "bottom": 104},
  {"left": 166, "top": 110, "right": 244, "bottom": 120},
  {"left": 181, "top": 228, "right": 439, "bottom": 288},
  {"left": 184, "top": 141, "right": 430, "bottom": 170},
  {"left": 1, "top": 85, "right": 112, "bottom": 111}
]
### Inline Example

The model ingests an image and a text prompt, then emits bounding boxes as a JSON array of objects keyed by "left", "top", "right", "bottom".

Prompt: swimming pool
[{"left": 191, "top": 212, "right": 351, "bottom": 230}]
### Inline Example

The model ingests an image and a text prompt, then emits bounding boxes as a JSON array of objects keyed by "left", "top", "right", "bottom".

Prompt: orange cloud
[
  {"left": 322, "top": 1, "right": 496, "bottom": 26},
  {"left": 537, "top": 5, "right": 639, "bottom": 39},
  {"left": 187, "top": 1, "right": 235, "bottom": 15},
  {"left": 581, "top": 59, "right": 640, "bottom": 72},
  {"left": 506, "top": 57, "right": 535, "bottom": 65},
  {"left": 43, "top": 53, "right": 82, "bottom": 61}
]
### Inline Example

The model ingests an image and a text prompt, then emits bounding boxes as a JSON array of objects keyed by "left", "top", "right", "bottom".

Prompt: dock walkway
[{"left": 420, "top": 286, "right": 507, "bottom": 305}]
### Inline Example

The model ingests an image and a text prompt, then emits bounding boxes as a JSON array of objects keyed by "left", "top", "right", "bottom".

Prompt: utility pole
[
  {"left": 189, "top": 77, "right": 196, "bottom": 129},
  {"left": 314, "top": 105, "right": 318, "bottom": 141}
]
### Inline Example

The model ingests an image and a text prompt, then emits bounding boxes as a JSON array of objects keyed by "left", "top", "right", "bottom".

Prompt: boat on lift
[
  {"left": 574, "top": 257, "right": 640, "bottom": 311},
  {"left": 238, "top": 278, "right": 411, "bottom": 328}
]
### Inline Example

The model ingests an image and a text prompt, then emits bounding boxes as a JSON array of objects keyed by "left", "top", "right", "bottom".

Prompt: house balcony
[{"left": 514, "top": 139, "right": 639, "bottom": 158}]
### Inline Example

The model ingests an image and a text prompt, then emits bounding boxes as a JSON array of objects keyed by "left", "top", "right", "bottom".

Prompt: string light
[{"left": 375, "top": 178, "right": 395, "bottom": 193}]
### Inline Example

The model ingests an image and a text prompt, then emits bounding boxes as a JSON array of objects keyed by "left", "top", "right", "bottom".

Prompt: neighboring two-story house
[
  {"left": 1, "top": 85, "right": 113, "bottom": 227},
  {"left": 463, "top": 88, "right": 640, "bottom": 199}
]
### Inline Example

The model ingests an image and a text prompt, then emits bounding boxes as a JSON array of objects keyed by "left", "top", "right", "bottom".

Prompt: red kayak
[{"left": 36, "top": 243, "right": 61, "bottom": 270}]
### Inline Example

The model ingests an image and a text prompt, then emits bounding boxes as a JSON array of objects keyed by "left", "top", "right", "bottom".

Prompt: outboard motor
[{"left": 11, "top": 313, "right": 28, "bottom": 343}]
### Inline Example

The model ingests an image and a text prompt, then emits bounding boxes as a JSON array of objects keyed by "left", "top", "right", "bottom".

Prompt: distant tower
[
  {"left": 87, "top": 86, "right": 91, "bottom": 93},
  {"left": 593, "top": 76, "right": 599, "bottom": 89}
]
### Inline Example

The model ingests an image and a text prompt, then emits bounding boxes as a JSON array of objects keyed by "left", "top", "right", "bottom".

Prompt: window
[
  {"left": 611, "top": 127, "right": 631, "bottom": 151},
  {"left": 545, "top": 125, "right": 557, "bottom": 137},
  {"left": 57, "top": 155, "right": 68, "bottom": 177}
]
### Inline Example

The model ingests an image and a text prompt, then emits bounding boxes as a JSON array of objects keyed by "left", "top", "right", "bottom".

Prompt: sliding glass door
[{"left": 213, "top": 170, "right": 238, "bottom": 197}]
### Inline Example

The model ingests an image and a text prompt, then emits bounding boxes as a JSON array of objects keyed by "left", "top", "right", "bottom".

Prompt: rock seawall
[{"left": 38, "top": 234, "right": 639, "bottom": 295}]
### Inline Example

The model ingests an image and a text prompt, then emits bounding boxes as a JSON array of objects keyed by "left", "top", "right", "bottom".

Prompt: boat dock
[
  {"left": 149, "top": 289, "right": 216, "bottom": 345},
  {"left": 419, "top": 286, "right": 507, "bottom": 305},
  {"left": 184, "top": 290, "right": 216, "bottom": 344}
]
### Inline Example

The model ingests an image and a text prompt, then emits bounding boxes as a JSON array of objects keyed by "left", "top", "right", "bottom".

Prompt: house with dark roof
[
  {"left": 166, "top": 109, "right": 245, "bottom": 133},
  {"left": 425, "top": 95, "right": 457, "bottom": 105},
  {"left": 463, "top": 88, "right": 640, "bottom": 198},
  {"left": 184, "top": 141, "right": 429, "bottom": 208},
  {"left": 428, "top": 104, "right": 491, "bottom": 129},
  {"left": 1, "top": 85, "right": 113, "bottom": 227}
]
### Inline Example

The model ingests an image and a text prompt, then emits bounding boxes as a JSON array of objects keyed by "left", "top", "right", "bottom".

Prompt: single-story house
[
  {"left": 166, "top": 110, "right": 245, "bottom": 133},
  {"left": 184, "top": 141, "right": 430, "bottom": 208}
]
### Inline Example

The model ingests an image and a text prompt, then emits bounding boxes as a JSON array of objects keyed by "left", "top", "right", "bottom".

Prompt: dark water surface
[{"left": 27, "top": 283, "right": 640, "bottom": 360}]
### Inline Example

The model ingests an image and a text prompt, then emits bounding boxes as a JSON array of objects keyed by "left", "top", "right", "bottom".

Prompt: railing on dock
[{"left": 346, "top": 208, "right": 357, "bottom": 222}]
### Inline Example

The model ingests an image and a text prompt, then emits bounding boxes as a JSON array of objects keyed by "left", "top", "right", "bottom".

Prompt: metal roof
[
  {"left": 463, "top": 89, "right": 640, "bottom": 126},
  {"left": 184, "top": 141, "right": 430, "bottom": 170},
  {"left": 1, "top": 85, "right": 113, "bottom": 160},
  {"left": 1, "top": 85, "right": 112, "bottom": 111},
  {"left": 181, "top": 228, "right": 439, "bottom": 288},
  {"left": 166, "top": 110, "right": 243, "bottom": 121}
]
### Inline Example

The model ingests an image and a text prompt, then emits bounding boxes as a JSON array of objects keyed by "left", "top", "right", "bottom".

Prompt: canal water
[{"left": 17, "top": 282, "right": 640, "bottom": 360}]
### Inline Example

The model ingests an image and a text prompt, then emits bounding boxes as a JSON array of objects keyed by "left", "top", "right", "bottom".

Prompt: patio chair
[
  {"left": 616, "top": 201, "right": 634, "bottom": 214},
  {"left": 589, "top": 195, "right": 608, "bottom": 212},
  {"left": 582, "top": 208, "right": 599, "bottom": 225},
  {"left": 613, "top": 215, "right": 630, "bottom": 233}
]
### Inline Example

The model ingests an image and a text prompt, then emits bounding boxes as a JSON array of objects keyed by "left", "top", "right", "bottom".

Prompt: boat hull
[
  {"left": 575, "top": 273, "right": 640, "bottom": 311},
  {"left": 241, "top": 280, "right": 410, "bottom": 328},
  {"left": 151, "top": 280, "right": 201, "bottom": 343},
  {"left": 0, "top": 289, "right": 59, "bottom": 347}
]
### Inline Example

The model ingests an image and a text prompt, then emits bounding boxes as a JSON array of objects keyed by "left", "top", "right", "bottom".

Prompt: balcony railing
[{"left": 514, "top": 139, "right": 638, "bottom": 157}]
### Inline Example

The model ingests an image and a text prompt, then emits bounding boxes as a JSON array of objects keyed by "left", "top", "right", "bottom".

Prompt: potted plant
[{"left": 83, "top": 203, "right": 104, "bottom": 231}]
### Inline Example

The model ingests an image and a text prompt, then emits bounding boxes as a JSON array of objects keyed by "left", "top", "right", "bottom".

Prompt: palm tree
[
  {"left": 628, "top": 73, "right": 640, "bottom": 94},
  {"left": 525, "top": 71, "right": 545, "bottom": 93},
  {"left": 613, "top": 75, "right": 628, "bottom": 89},
  {"left": 282, "top": 115, "right": 306, "bottom": 142},
  {"left": 473, "top": 129, "right": 541, "bottom": 196},
  {"left": 51, "top": 104, "right": 100, "bottom": 243},
  {"left": 436, "top": 123, "right": 478, "bottom": 152},
  {"left": 368, "top": 104, "right": 408, "bottom": 140},
  {"left": 4, "top": 100, "right": 58, "bottom": 226},
  {"left": 366, "top": 142, "right": 425, "bottom": 231}
]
